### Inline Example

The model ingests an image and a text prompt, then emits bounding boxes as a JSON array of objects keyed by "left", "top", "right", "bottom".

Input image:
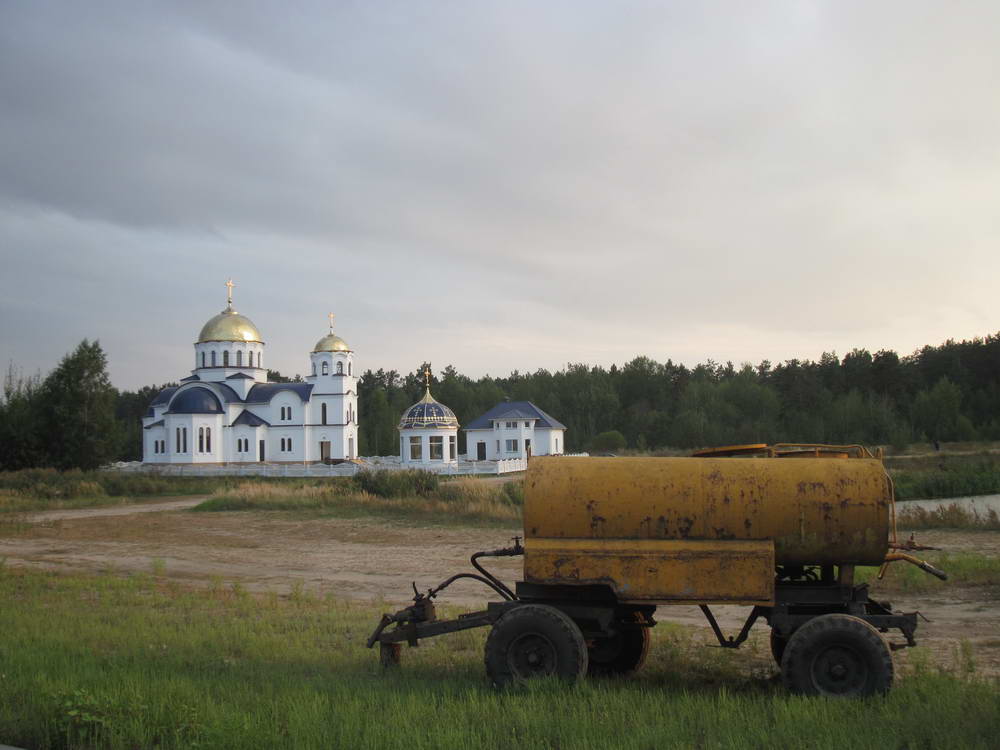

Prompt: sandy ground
[{"left": 2, "top": 499, "right": 998, "bottom": 675}]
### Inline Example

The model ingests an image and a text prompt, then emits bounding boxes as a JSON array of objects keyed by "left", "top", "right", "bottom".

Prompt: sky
[{"left": 1, "top": 1, "right": 999, "bottom": 390}]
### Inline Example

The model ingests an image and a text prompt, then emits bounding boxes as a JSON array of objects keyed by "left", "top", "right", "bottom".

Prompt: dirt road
[{"left": 2, "top": 499, "right": 998, "bottom": 675}]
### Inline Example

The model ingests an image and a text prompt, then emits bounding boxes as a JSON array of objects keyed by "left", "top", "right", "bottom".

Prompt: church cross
[
  {"left": 225, "top": 278, "right": 235, "bottom": 305},
  {"left": 424, "top": 367, "right": 431, "bottom": 388},
  {"left": 328, "top": 312, "right": 335, "bottom": 332}
]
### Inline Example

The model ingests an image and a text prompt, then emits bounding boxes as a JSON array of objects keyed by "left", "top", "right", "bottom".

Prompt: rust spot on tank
[
  {"left": 744, "top": 518, "right": 752, "bottom": 532},
  {"left": 591, "top": 515, "right": 607, "bottom": 536},
  {"left": 678, "top": 517, "right": 694, "bottom": 538},
  {"left": 706, "top": 470, "right": 724, "bottom": 483},
  {"left": 723, "top": 495, "right": 732, "bottom": 504}
]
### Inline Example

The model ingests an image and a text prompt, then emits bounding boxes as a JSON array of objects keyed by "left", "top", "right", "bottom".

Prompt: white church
[{"left": 142, "top": 282, "right": 358, "bottom": 464}]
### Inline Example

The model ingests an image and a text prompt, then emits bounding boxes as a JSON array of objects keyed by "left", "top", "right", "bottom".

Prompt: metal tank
[{"left": 522, "top": 455, "right": 893, "bottom": 605}]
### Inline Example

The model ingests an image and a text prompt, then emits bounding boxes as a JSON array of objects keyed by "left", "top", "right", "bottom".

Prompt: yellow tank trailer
[{"left": 368, "top": 445, "right": 946, "bottom": 697}]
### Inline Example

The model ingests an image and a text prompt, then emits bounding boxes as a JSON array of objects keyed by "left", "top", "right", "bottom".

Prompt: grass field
[{"left": 0, "top": 568, "right": 998, "bottom": 750}]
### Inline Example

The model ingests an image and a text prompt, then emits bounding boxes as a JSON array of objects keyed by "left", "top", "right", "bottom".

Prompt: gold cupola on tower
[
  {"left": 197, "top": 279, "right": 264, "bottom": 343},
  {"left": 312, "top": 312, "right": 350, "bottom": 352}
]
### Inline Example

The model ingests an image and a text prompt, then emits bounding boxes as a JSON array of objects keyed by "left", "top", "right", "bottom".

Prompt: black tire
[
  {"left": 588, "top": 615, "right": 651, "bottom": 678},
  {"left": 770, "top": 629, "right": 789, "bottom": 666},
  {"left": 484, "top": 604, "right": 588, "bottom": 687},
  {"left": 780, "top": 614, "right": 893, "bottom": 697}
]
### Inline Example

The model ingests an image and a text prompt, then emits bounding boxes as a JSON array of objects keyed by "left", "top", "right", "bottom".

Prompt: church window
[
  {"left": 223, "top": 351, "right": 229, "bottom": 367},
  {"left": 524, "top": 422, "right": 530, "bottom": 428},
  {"left": 312, "top": 362, "right": 316, "bottom": 376},
  {"left": 206, "top": 427, "right": 211, "bottom": 453},
  {"left": 429, "top": 436, "right": 443, "bottom": 460},
  {"left": 199, "top": 427, "right": 204, "bottom": 453},
  {"left": 182, "top": 428, "right": 188, "bottom": 453},
  {"left": 280, "top": 438, "right": 285, "bottom": 451},
  {"left": 258, "top": 353, "right": 262, "bottom": 368},
  {"left": 288, "top": 437, "right": 292, "bottom": 452},
  {"left": 496, "top": 440, "right": 500, "bottom": 453},
  {"left": 201, "top": 352, "right": 206, "bottom": 368},
  {"left": 248, "top": 351, "right": 254, "bottom": 368},
  {"left": 322, "top": 361, "right": 329, "bottom": 375},
  {"left": 409, "top": 436, "right": 422, "bottom": 460},
  {"left": 336, "top": 361, "right": 343, "bottom": 374},
  {"left": 348, "top": 362, "right": 352, "bottom": 375},
  {"left": 449, "top": 436, "right": 456, "bottom": 460},
  {"left": 321, "top": 403, "right": 327, "bottom": 425},
  {"left": 555, "top": 438, "right": 560, "bottom": 453},
  {"left": 506, "top": 439, "right": 518, "bottom": 452},
  {"left": 237, "top": 351, "right": 243, "bottom": 367},
  {"left": 211, "top": 351, "right": 217, "bottom": 367},
  {"left": 176, "top": 428, "right": 181, "bottom": 453}
]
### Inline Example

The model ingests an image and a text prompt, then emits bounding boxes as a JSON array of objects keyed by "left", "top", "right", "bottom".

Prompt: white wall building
[
  {"left": 463, "top": 401, "right": 566, "bottom": 461},
  {"left": 398, "top": 373, "right": 459, "bottom": 466},
  {"left": 142, "top": 286, "right": 358, "bottom": 464}
]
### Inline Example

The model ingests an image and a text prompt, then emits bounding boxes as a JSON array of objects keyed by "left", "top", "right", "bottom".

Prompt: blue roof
[
  {"left": 232, "top": 409, "right": 270, "bottom": 427},
  {"left": 245, "top": 383, "right": 314, "bottom": 404},
  {"left": 464, "top": 401, "right": 566, "bottom": 431},
  {"left": 179, "top": 374, "right": 201, "bottom": 382},
  {"left": 166, "top": 387, "right": 223, "bottom": 414},
  {"left": 150, "top": 386, "right": 178, "bottom": 407},
  {"left": 226, "top": 372, "right": 254, "bottom": 380}
]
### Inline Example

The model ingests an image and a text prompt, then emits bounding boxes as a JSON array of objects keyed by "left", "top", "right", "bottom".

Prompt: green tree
[
  {"left": 591, "top": 430, "right": 626, "bottom": 453},
  {"left": 0, "top": 363, "right": 45, "bottom": 470},
  {"left": 38, "top": 340, "right": 121, "bottom": 470},
  {"left": 912, "top": 376, "right": 966, "bottom": 443}
]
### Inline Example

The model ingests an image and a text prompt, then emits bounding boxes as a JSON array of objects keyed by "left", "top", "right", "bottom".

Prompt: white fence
[{"left": 109, "top": 456, "right": 539, "bottom": 478}]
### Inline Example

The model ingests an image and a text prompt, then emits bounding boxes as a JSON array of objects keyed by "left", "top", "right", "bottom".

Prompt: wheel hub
[
  {"left": 811, "top": 645, "right": 868, "bottom": 695},
  {"left": 508, "top": 633, "right": 557, "bottom": 677}
]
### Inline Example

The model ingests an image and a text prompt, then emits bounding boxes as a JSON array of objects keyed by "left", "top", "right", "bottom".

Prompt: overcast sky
[{"left": 1, "top": 1, "right": 998, "bottom": 390}]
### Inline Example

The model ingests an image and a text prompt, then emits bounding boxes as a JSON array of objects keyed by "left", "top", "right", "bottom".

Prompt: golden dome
[
  {"left": 313, "top": 333, "right": 350, "bottom": 352},
  {"left": 198, "top": 304, "right": 263, "bottom": 343}
]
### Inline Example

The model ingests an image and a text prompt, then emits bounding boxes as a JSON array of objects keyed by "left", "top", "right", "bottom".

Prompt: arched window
[
  {"left": 348, "top": 362, "right": 352, "bottom": 375},
  {"left": 201, "top": 352, "right": 206, "bottom": 368},
  {"left": 206, "top": 427, "right": 211, "bottom": 453},
  {"left": 223, "top": 351, "right": 229, "bottom": 367},
  {"left": 248, "top": 351, "right": 254, "bottom": 368},
  {"left": 176, "top": 428, "right": 180, "bottom": 453},
  {"left": 288, "top": 437, "right": 292, "bottom": 452},
  {"left": 237, "top": 351, "right": 243, "bottom": 367},
  {"left": 258, "top": 353, "right": 262, "bottom": 368},
  {"left": 321, "top": 403, "right": 327, "bottom": 425},
  {"left": 312, "top": 362, "right": 316, "bottom": 376},
  {"left": 211, "top": 351, "right": 217, "bottom": 367},
  {"left": 199, "top": 427, "right": 204, "bottom": 453},
  {"left": 322, "top": 361, "right": 329, "bottom": 375},
  {"left": 336, "top": 361, "right": 343, "bottom": 374}
]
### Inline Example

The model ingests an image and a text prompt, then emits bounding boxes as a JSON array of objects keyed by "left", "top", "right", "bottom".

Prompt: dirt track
[{"left": 2, "top": 500, "right": 998, "bottom": 675}]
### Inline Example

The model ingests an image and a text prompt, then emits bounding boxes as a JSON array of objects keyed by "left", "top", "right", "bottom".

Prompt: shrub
[{"left": 353, "top": 469, "right": 439, "bottom": 498}]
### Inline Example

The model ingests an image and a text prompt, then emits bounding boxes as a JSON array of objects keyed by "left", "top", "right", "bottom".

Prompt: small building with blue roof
[{"left": 463, "top": 401, "right": 566, "bottom": 461}]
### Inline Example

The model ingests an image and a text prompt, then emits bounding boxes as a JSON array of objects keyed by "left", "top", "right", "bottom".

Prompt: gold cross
[
  {"left": 225, "top": 278, "right": 234, "bottom": 305},
  {"left": 328, "top": 312, "right": 335, "bottom": 332},
  {"left": 424, "top": 367, "right": 431, "bottom": 388}
]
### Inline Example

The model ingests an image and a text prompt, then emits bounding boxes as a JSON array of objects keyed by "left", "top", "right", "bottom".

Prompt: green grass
[
  {"left": 888, "top": 453, "right": 1000, "bottom": 500},
  {"left": 859, "top": 552, "right": 1000, "bottom": 593},
  {"left": 194, "top": 477, "right": 524, "bottom": 524},
  {"left": 0, "top": 568, "right": 998, "bottom": 749},
  {"left": 0, "top": 469, "right": 245, "bottom": 513}
]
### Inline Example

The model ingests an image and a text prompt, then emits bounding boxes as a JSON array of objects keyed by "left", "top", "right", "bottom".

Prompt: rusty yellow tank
[{"left": 522, "top": 455, "right": 893, "bottom": 606}]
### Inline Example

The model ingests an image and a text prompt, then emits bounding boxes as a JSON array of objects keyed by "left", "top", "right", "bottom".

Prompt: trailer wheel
[
  {"left": 781, "top": 614, "right": 893, "bottom": 697},
  {"left": 588, "top": 614, "right": 650, "bottom": 677},
  {"left": 484, "top": 604, "right": 588, "bottom": 687}
]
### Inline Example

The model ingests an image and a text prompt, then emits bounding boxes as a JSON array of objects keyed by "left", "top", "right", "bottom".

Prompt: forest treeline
[{"left": 2, "top": 333, "right": 999, "bottom": 470}]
